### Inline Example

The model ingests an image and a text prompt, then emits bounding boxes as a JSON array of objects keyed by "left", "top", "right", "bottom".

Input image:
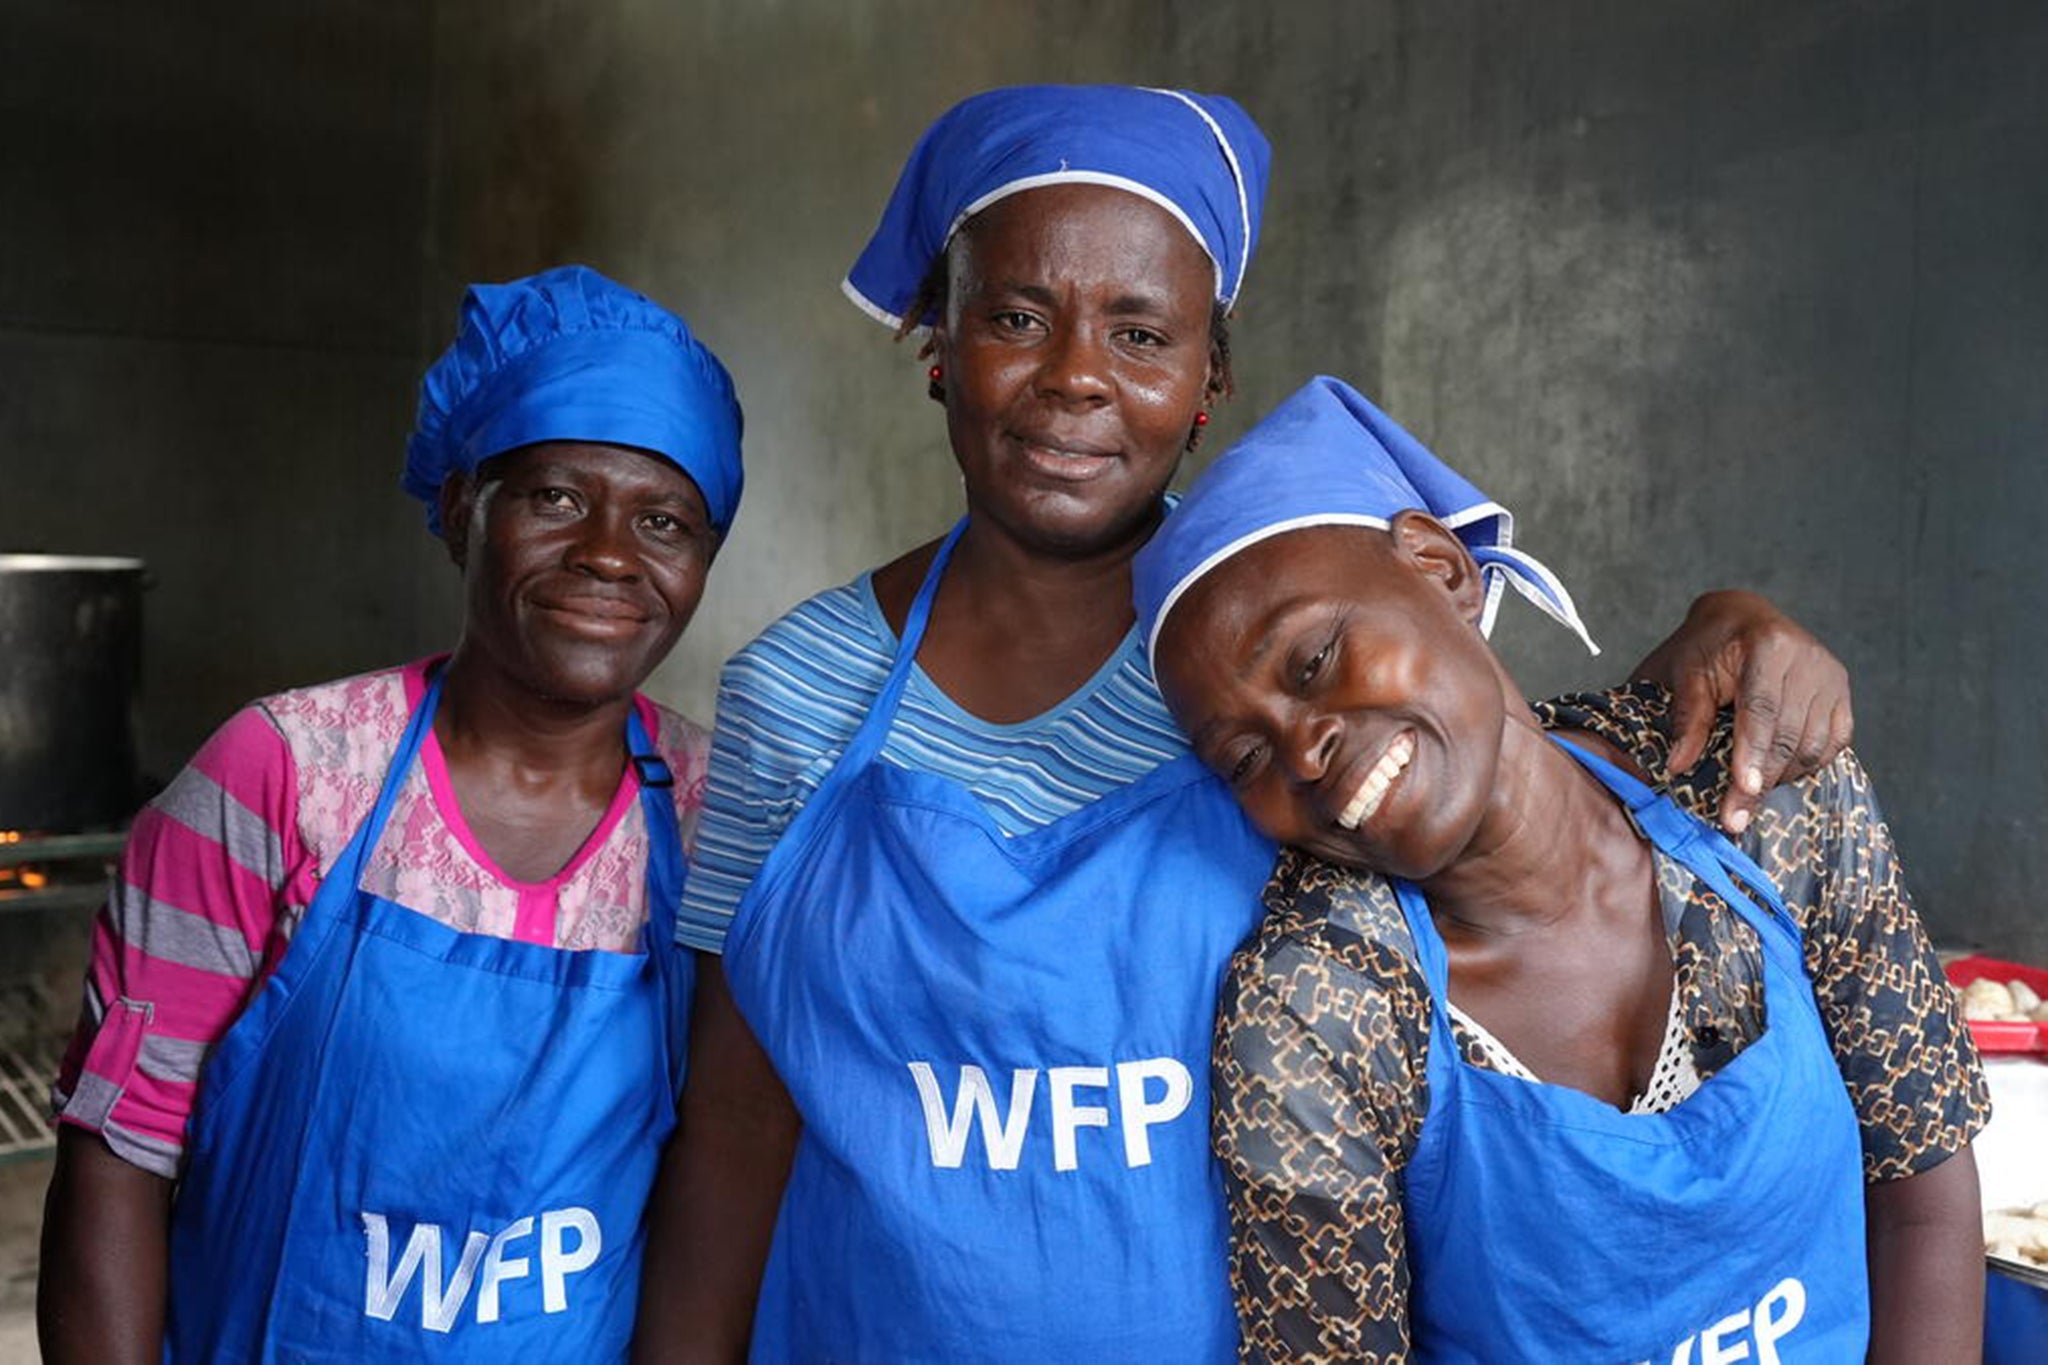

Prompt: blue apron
[
  {"left": 165, "top": 674, "right": 690, "bottom": 1363},
  {"left": 723, "top": 523, "right": 1275, "bottom": 1363},
  {"left": 1398, "top": 737, "right": 1869, "bottom": 1363}
]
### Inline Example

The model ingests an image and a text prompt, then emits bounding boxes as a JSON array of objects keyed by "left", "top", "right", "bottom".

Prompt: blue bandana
[
  {"left": 844, "top": 84, "right": 1270, "bottom": 329},
  {"left": 1134, "top": 375, "right": 1599, "bottom": 661},
  {"left": 404, "top": 265, "right": 744, "bottom": 536}
]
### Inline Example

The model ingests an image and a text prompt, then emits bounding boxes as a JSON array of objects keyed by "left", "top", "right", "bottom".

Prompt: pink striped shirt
[{"left": 53, "top": 659, "right": 710, "bottom": 1177}]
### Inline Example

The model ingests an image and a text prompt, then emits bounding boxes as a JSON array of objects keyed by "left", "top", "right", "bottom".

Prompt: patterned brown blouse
[{"left": 1213, "top": 684, "right": 1989, "bottom": 1364}]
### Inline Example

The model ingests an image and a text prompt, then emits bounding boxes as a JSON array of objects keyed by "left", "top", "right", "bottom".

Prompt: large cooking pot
[{"left": 0, "top": 555, "right": 146, "bottom": 831}]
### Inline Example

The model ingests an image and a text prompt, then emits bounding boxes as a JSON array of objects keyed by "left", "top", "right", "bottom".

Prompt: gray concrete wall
[
  {"left": 423, "top": 0, "right": 2047, "bottom": 959},
  {"left": 3, "top": 2, "right": 454, "bottom": 783},
  {"left": 7, "top": 2, "right": 2042, "bottom": 958}
]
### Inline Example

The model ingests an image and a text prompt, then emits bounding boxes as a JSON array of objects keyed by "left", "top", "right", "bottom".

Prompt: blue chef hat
[
  {"left": 844, "top": 84, "right": 1271, "bottom": 329},
  {"left": 1134, "top": 376, "right": 1599, "bottom": 662},
  {"left": 404, "top": 265, "right": 744, "bottom": 536}
]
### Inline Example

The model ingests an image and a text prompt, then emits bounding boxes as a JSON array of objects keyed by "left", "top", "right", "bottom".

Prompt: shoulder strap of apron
[
  {"left": 834, "top": 517, "right": 968, "bottom": 776},
  {"left": 1394, "top": 880, "right": 1462, "bottom": 1063},
  {"left": 345, "top": 675, "right": 683, "bottom": 933},
  {"left": 325, "top": 670, "right": 446, "bottom": 894},
  {"left": 626, "top": 705, "right": 685, "bottom": 948},
  {"left": 1543, "top": 734, "right": 1805, "bottom": 973},
  {"left": 626, "top": 703, "right": 692, "bottom": 1095},
  {"left": 329, "top": 671, "right": 681, "bottom": 979},
  {"left": 1400, "top": 734, "right": 1808, "bottom": 1019}
]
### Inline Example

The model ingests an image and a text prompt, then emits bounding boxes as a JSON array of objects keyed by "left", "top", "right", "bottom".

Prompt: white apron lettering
[
  {"left": 908, "top": 1058, "right": 1194, "bottom": 1171},
  {"left": 361, "top": 1207, "right": 602, "bottom": 1332},
  {"left": 1631, "top": 1277, "right": 1806, "bottom": 1365}
]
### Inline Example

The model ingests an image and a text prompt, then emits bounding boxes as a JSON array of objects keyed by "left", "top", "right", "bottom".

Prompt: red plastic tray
[{"left": 1947, "top": 956, "right": 2048, "bottom": 1055}]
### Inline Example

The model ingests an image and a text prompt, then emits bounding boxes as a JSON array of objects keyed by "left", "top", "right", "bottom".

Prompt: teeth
[{"left": 1337, "top": 732, "right": 1415, "bottom": 830}]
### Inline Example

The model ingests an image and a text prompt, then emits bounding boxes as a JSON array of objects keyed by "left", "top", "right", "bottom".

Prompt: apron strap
[
  {"left": 1398, "top": 732, "right": 1810, "bottom": 1050},
  {"left": 834, "top": 517, "right": 968, "bottom": 777},
  {"left": 1394, "top": 879, "right": 1466, "bottom": 1073},
  {"left": 626, "top": 705, "right": 686, "bottom": 948},
  {"left": 355, "top": 672, "right": 688, "bottom": 960},
  {"left": 328, "top": 670, "right": 446, "bottom": 894},
  {"left": 626, "top": 703, "right": 693, "bottom": 1096},
  {"left": 1544, "top": 734, "right": 1805, "bottom": 972}
]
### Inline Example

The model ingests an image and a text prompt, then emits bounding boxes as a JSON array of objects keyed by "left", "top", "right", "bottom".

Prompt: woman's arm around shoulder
[{"left": 1631, "top": 591, "right": 1854, "bottom": 835}]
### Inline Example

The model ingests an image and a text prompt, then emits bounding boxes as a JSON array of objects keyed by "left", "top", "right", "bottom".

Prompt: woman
[
  {"left": 1133, "top": 376, "right": 1988, "bottom": 1362},
  {"left": 39, "top": 265, "right": 743, "bottom": 1362},
  {"left": 644, "top": 86, "right": 1858, "bottom": 1361}
]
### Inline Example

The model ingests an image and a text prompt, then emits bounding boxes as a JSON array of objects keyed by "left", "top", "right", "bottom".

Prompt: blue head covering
[
  {"left": 1134, "top": 376, "right": 1599, "bottom": 662},
  {"left": 404, "top": 265, "right": 744, "bottom": 536},
  {"left": 844, "top": 84, "right": 1271, "bottom": 328}
]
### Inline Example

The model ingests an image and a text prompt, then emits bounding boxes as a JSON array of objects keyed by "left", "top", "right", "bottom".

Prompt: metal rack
[
  {"left": 0, "top": 830, "right": 117, "bottom": 1163},
  {"left": 0, "top": 981, "right": 62, "bottom": 1165}
]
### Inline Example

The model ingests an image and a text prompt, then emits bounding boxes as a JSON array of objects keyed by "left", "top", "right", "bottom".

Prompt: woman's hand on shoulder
[{"left": 1632, "top": 591, "right": 1853, "bottom": 835}]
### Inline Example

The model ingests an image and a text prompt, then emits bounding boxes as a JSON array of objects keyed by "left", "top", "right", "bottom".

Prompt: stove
[
  {"left": 0, "top": 829, "right": 123, "bottom": 915},
  {"left": 0, "top": 828, "right": 123, "bottom": 1163}
]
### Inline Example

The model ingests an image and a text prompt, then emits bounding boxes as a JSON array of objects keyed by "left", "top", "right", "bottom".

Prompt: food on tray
[
  {"left": 1955, "top": 976, "right": 2048, "bottom": 1023},
  {"left": 1985, "top": 1204, "right": 2048, "bottom": 1266}
]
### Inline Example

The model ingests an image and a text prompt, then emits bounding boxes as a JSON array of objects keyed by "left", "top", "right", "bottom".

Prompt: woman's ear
[
  {"left": 437, "top": 474, "right": 476, "bottom": 570},
  {"left": 1387, "top": 509, "right": 1486, "bottom": 626}
]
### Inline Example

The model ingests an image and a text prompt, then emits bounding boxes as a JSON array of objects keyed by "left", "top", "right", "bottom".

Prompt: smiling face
[
  {"left": 1154, "top": 517, "right": 1520, "bottom": 878},
  {"left": 441, "top": 440, "right": 714, "bottom": 706},
  {"left": 931, "top": 183, "right": 1220, "bottom": 559}
]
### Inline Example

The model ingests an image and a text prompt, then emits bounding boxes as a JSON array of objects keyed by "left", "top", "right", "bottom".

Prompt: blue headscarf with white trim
[
  {"left": 844, "top": 84, "right": 1270, "bottom": 329},
  {"left": 404, "top": 265, "right": 744, "bottom": 536},
  {"left": 1133, "top": 375, "right": 1599, "bottom": 661}
]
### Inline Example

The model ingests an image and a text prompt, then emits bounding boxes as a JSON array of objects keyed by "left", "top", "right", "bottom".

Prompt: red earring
[
  {"left": 927, "top": 364, "right": 945, "bottom": 404},
  {"left": 928, "top": 365, "right": 943, "bottom": 382},
  {"left": 1193, "top": 410, "right": 1210, "bottom": 427}
]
